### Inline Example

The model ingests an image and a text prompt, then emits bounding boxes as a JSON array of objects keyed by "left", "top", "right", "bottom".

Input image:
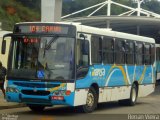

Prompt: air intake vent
[
  {"left": 21, "top": 90, "right": 50, "bottom": 96},
  {"left": 14, "top": 82, "right": 60, "bottom": 88}
]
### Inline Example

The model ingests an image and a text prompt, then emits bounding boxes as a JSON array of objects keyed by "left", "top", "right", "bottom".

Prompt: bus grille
[
  {"left": 21, "top": 98, "right": 51, "bottom": 104},
  {"left": 14, "top": 82, "right": 60, "bottom": 88},
  {"left": 21, "top": 90, "right": 50, "bottom": 96}
]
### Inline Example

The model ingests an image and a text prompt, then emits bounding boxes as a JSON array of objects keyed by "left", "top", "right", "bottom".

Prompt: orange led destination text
[{"left": 30, "top": 26, "right": 62, "bottom": 33}]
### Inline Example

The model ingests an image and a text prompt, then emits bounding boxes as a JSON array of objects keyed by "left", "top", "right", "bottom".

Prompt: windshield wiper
[
  {"left": 43, "top": 36, "right": 58, "bottom": 57},
  {"left": 45, "top": 35, "right": 59, "bottom": 50}
]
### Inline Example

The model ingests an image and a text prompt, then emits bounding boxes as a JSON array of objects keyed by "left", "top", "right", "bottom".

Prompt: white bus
[
  {"left": 0, "top": 30, "right": 11, "bottom": 67},
  {"left": 156, "top": 44, "right": 160, "bottom": 80},
  {"left": 1, "top": 22, "right": 156, "bottom": 113}
]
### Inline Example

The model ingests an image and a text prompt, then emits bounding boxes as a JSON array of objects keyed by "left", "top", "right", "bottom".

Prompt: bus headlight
[
  {"left": 53, "top": 91, "right": 65, "bottom": 96},
  {"left": 6, "top": 87, "right": 19, "bottom": 93}
]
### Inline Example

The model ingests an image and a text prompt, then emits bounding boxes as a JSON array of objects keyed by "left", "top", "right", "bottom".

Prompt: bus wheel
[
  {"left": 127, "top": 84, "right": 138, "bottom": 106},
  {"left": 118, "top": 84, "right": 138, "bottom": 106},
  {"left": 81, "top": 87, "right": 98, "bottom": 113},
  {"left": 28, "top": 105, "right": 45, "bottom": 112}
]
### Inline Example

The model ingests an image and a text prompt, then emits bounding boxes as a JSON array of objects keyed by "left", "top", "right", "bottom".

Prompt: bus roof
[
  {"left": 79, "top": 24, "right": 155, "bottom": 44},
  {"left": 15, "top": 22, "right": 155, "bottom": 44},
  {"left": 0, "top": 30, "right": 12, "bottom": 38},
  {"left": 15, "top": 22, "right": 81, "bottom": 26}
]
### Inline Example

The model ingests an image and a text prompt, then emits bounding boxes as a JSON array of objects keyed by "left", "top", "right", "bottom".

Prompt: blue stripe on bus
[{"left": 76, "top": 65, "right": 154, "bottom": 89}]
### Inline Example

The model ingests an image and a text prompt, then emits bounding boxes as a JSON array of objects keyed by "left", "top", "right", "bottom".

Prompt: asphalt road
[{"left": 0, "top": 85, "right": 160, "bottom": 120}]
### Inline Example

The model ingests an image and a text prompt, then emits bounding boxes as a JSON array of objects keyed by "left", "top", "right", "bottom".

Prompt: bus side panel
[
  {"left": 98, "top": 86, "right": 131, "bottom": 103},
  {"left": 99, "top": 65, "right": 133, "bottom": 102},
  {"left": 138, "top": 84, "right": 155, "bottom": 97},
  {"left": 137, "top": 65, "right": 155, "bottom": 97},
  {"left": 75, "top": 64, "right": 155, "bottom": 104},
  {"left": 135, "top": 65, "right": 154, "bottom": 84},
  {"left": 74, "top": 89, "right": 88, "bottom": 106},
  {"left": 75, "top": 65, "right": 133, "bottom": 104},
  {"left": 75, "top": 65, "right": 104, "bottom": 106}
]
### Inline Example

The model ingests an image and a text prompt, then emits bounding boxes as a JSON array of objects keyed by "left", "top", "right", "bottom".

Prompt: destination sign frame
[{"left": 13, "top": 23, "right": 76, "bottom": 37}]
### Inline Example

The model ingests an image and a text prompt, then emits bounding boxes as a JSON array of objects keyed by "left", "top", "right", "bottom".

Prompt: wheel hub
[
  {"left": 132, "top": 88, "right": 136, "bottom": 102},
  {"left": 86, "top": 92, "right": 94, "bottom": 107}
]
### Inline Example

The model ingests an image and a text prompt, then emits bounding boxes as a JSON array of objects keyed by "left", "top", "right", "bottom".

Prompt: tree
[{"left": 142, "top": 0, "right": 160, "bottom": 14}]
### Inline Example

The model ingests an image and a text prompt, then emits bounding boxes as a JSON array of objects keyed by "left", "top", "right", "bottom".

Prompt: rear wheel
[
  {"left": 28, "top": 105, "right": 45, "bottom": 112},
  {"left": 81, "top": 87, "right": 98, "bottom": 113},
  {"left": 127, "top": 84, "right": 138, "bottom": 106},
  {"left": 119, "top": 84, "right": 138, "bottom": 106}
]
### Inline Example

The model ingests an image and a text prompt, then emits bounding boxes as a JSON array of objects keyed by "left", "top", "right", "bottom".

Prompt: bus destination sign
[
  {"left": 14, "top": 24, "right": 69, "bottom": 35},
  {"left": 30, "top": 26, "right": 61, "bottom": 33}
]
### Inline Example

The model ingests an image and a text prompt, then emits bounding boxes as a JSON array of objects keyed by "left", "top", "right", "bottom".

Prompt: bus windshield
[{"left": 8, "top": 36, "right": 75, "bottom": 80}]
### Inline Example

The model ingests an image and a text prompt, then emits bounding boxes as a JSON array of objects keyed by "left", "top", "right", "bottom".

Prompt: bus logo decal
[{"left": 91, "top": 68, "right": 105, "bottom": 77}]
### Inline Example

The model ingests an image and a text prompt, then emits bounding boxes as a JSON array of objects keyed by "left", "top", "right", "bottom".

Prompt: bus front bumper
[{"left": 5, "top": 91, "right": 75, "bottom": 106}]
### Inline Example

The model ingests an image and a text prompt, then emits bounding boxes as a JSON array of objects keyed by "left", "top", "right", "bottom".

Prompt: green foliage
[
  {"left": 142, "top": 0, "right": 160, "bottom": 14},
  {"left": 15, "top": 0, "right": 40, "bottom": 10},
  {"left": 1, "top": 0, "right": 160, "bottom": 31},
  {"left": 0, "top": 0, "right": 40, "bottom": 31}
]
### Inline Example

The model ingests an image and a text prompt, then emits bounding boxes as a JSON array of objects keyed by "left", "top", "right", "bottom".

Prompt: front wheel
[
  {"left": 28, "top": 105, "right": 45, "bottom": 112},
  {"left": 81, "top": 87, "right": 98, "bottom": 113}
]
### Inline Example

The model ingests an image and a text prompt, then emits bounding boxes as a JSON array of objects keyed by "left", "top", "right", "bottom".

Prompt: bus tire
[
  {"left": 81, "top": 87, "right": 98, "bottom": 113},
  {"left": 126, "top": 84, "right": 138, "bottom": 106},
  {"left": 28, "top": 105, "right": 45, "bottom": 112}
]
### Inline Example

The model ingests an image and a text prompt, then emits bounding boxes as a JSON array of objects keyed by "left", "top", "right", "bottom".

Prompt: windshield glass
[{"left": 8, "top": 36, "right": 75, "bottom": 80}]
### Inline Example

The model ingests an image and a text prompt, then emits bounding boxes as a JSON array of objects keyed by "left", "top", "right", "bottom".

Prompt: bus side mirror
[
  {"left": 1, "top": 40, "right": 6, "bottom": 54},
  {"left": 1, "top": 33, "right": 13, "bottom": 55},
  {"left": 80, "top": 33, "right": 85, "bottom": 40}
]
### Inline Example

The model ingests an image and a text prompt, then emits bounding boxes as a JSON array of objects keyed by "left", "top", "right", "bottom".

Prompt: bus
[
  {"left": 0, "top": 30, "right": 11, "bottom": 68},
  {"left": 156, "top": 44, "right": 160, "bottom": 81},
  {"left": 1, "top": 22, "right": 156, "bottom": 113},
  {"left": 0, "top": 30, "right": 11, "bottom": 90}
]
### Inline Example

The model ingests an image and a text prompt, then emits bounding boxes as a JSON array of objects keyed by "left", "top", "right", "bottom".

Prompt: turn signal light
[{"left": 65, "top": 90, "right": 71, "bottom": 95}]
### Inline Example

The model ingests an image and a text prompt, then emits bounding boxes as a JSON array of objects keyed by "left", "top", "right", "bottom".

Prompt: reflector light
[{"left": 65, "top": 90, "right": 71, "bottom": 95}]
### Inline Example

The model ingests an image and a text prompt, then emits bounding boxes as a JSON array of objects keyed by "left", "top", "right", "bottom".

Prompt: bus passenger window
[
  {"left": 126, "top": 41, "right": 134, "bottom": 65},
  {"left": 144, "top": 44, "right": 151, "bottom": 65},
  {"left": 135, "top": 42, "right": 143, "bottom": 65},
  {"left": 102, "top": 37, "right": 114, "bottom": 64},
  {"left": 91, "top": 36, "right": 102, "bottom": 64},
  {"left": 151, "top": 44, "right": 155, "bottom": 65},
  {"left": 115, "top": 39, "right": 125, "bottom": 64}
]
